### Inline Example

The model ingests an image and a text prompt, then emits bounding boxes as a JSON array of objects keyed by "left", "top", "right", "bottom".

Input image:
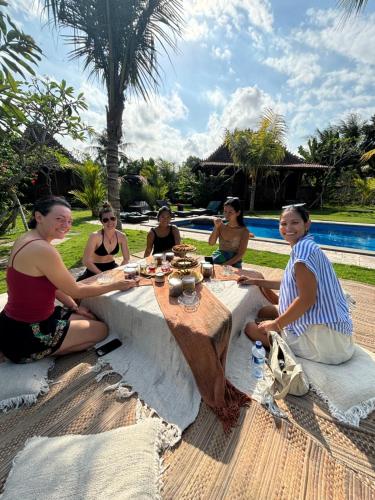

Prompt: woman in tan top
[{"left": 208, "top": 197, "right": 249, "bottom": 269}]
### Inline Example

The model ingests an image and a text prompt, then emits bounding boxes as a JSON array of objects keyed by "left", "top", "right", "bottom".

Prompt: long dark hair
[
  {"left": 28, "top": 196, "right": 71, "bottom": 229},
  {"left": 224, "top": 197, "right": 245, "bottom": 227},
  {"left": 281, "top": 205, "right": 310, "bottom": 223}
]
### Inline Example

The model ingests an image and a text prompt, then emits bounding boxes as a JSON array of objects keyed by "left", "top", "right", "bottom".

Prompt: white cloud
[
  {"left": 263, "top": 52, "right": 321, "bottom": 87},
  {"left": 183, "top": 0, "right": 274, "bottom": 43},
  {"left": 211, "top": 46, "right": 232, "bottom": 60},
  {"left": 205, "top": 87, "right": 227, "bottom": 107},
  {"left": 248, "top": 28, "right": 264, "bottom": 50},
  {"left": 79, "top": 81, "right": 107, "bottom": 110},
  {"left": 294, "top": 8, "right": 375, "bottom": 66},
  {"left": 219, "top": 86, "right": 276, "bottom": 131},
  {"left": 9, "top": 0, "right": 44, "bottom": 21},
  {"left": 183, "top": 18, "right": 209, "bottom": 42},
  {"left": 118, "top": 91, "right": 190, "bottom": 162}
]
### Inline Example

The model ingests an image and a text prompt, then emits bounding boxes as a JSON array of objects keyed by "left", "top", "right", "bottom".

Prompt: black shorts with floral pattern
[{"left": 0, "top": 306, "right": 73, "bottom": 364}]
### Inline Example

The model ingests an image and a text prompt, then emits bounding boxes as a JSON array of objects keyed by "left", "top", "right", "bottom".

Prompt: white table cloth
[{"left": 83, "top": 281, "right": 270, "bottom": 430}]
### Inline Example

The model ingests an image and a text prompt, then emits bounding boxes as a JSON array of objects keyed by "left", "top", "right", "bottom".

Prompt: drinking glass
[
  {"left": 96, "top": 273, "right": 113, "bottom": 284},
  {"left": 161, "top": 260, "right": 170, "bottom": 272},
  {"left": 182, "top": 290, "right": 199, "bottom": 312},
  {"left": 222, "top": 265, "right": 232, "bottom": 276}
]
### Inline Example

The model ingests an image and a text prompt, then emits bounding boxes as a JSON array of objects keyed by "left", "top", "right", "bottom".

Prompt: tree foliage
[
  {"left": 43, "top": 0, "right": 183, "bottom": 225},
  {"left": 225, "top": 109, "right": 286, "bottom": 211},
  {"left": 140, "top": 160, "right": 168, "bottom": 208},
  {"left": 69, "top": 159, "right": 107, "bottom": 216},
  {"left": 0, "top": 0, "right": 42, "bottom": 130},
  {"left": 298, "top": 113, "right": 375, "bottom": 207},
  {"left": 0, "top": 78, "right": 89, "bottom": 234}
]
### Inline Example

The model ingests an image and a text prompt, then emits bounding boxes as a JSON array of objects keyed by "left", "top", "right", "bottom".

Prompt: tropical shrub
[{"left": 69, "top": 159, "right": 106, "bottom": 216}]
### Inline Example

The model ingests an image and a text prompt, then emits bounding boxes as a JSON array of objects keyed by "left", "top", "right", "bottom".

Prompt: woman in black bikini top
[
  {"left": 144, "top": 206, "right": 181, "bottom": 257},
  {"left": 77, "top": 203, "right": 130, "bottom": 281}
]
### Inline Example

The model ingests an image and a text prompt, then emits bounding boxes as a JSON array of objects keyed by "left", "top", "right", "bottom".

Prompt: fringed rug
[
  {"left": 1, "top": 269, "right": 374, "bottom": 499},
  {"left": 0, "top": 358, "right": 54, "bottom": 412}
]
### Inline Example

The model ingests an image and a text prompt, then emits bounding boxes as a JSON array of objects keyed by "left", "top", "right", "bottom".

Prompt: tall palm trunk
[
  {"left": 249, "top": 170, "right": 258, "bottom": 212},
  {"left": 106, "top": 92, "right": 124, "bottom": 229}
]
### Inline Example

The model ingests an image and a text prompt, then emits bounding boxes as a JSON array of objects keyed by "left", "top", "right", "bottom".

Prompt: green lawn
[
  {"left": 253, "top": 205, "right": 375, "bottom": 224},
  {"left": 0, "top": 209, "right": 374, "bottom": 293}
]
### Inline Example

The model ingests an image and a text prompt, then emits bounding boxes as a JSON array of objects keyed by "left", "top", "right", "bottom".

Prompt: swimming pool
[{"left": 175, "top": 217, "right": 375, "bottom": 253}]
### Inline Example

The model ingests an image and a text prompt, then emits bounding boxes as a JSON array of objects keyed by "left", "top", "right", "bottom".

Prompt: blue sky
[{"left": 9, "top": 0, "right": 375, "bottom": 164}]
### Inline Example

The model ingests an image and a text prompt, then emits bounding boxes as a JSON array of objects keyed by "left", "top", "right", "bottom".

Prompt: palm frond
[
  {"left": 338, "top": 0, "right": 368, "bottom": 16},
  {"left": 360, "top": 148, "right": 375, "bottom": 163}
]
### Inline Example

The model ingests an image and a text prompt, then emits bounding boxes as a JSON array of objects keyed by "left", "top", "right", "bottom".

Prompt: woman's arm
[
  {"left": 55, "top": 290, "right": 78, "bottom": 310},
  {"left": 119, "top": 231, "right": 130, "bottom": 265},
  {"left": 237, "top": 276, "right": 281, "bottom": 290},
  {"left": 144, "top": 230, "right": 155, "bottom": 257},
  {"left": 224, "top": 228, "right": 249, "bottom": 266},
  {"left": 259, "top": 262, "right": 317, "bottom": 331},
  {"left": 172, "top": 226, "right": 181, "bottom": 246},
  {"left": 208, "top": 218, "right": 221, "bottom": 245},
  {"left": 82, "top": 233, "right": 104, "bottom": 275},
  {"left": 55, "top": 290, "right": 96, "bottom": 319},
  {"left": 36, "top": 245, "right": 137, "bottom": 299}
]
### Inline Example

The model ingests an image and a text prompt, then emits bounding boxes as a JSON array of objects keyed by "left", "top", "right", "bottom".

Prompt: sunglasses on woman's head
[{"left": 102, "top": 216, "right": 116, "bottom": 223}]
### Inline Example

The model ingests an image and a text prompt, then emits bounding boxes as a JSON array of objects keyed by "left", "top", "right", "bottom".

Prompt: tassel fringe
[{"left": 311, "top": 384, "right": 375, "bottom": 427}]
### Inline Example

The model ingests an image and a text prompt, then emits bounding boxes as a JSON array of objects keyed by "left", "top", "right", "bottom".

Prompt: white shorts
[{"left": 282, "top": 324, "right": 354, "bottom": 365}]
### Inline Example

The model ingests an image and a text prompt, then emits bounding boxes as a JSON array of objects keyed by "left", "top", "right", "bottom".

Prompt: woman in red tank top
[{"left": 0, "top": 196, "right": 138, "bottom": 363}]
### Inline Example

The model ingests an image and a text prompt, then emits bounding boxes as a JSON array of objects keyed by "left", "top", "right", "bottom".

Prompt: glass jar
[
  {"left": 154, "top": 253, "right": 163, "bottom": 266},
  {"left": 201, "top": 262, "right": 213, "bottom": 278},
  {"left": 165, "top": 252, "right": 174, "bottom": 262},
  {"left": 181, "top": 275, "right": 195, "bottom": 293},
  {"left": 169, "top": 277, "right": 183, "bottom": 297},
  {"left": 124, "top": 265, "right": 137, "bottom": 279}
]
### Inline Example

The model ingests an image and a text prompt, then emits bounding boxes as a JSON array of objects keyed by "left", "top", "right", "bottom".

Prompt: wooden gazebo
[{"left": 200, "top": 144, "right": 330, "bottom": 209}]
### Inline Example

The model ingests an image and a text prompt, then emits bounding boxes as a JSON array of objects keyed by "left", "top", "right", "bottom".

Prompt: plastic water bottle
[{"left": 252, "top": 340, "right": 266, "bottom": 380}]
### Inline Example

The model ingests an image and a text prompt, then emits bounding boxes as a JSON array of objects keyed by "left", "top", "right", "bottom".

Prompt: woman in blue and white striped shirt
[{"left": 239, "top": 205, "right": 354, "bottom": 364}]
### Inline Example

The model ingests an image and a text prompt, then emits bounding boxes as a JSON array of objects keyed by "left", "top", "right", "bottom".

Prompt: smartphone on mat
[
  {"left": 204, "top": 256, "right": 214, "bottom": 264},
  {"left": 95, "top": 338, "right": 122, "bottom": 357}
]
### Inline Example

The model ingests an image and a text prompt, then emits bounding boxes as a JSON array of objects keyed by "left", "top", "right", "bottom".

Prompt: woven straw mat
[{"left": 0, "top": 264, "right": 374, "bottom": 499}]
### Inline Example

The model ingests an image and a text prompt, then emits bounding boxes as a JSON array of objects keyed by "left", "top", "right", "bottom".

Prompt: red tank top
[{"left": 4, "top": 239, "right": 57, "bottom": 322}]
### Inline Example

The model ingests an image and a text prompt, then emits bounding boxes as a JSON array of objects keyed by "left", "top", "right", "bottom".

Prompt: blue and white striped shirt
[{"left": 278, "top": 235, "right": 352, "bottom": 337}]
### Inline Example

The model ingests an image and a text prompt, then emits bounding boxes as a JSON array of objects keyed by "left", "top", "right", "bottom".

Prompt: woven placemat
[{"left": 1, "top": 264, "right": 374, "bottom": 499}]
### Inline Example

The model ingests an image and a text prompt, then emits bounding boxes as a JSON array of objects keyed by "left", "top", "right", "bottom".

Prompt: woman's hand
[
  {"left": 116, "top": 277, "right": 140, "bottom": 291},
  {"left": 258, "top": 319, "right": 280, "bottom": 332},
  {"left": 75, "top": 305, "right": 96, "bottom": 320},
  {"left": 237, "top": 275, "right": 258, "bottom": 286},
  {"left": 213, "top": 217, "right": 223, "bottom": 228}
]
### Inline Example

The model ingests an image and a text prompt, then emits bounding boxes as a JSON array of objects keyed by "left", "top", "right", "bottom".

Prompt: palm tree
[
  {"left": 0, "top": 1, "right": 41, "bottom": 81},
  {"left": 225, "top": 109, "right": 286, "bottom": 211},
  {"left": 69, "top": 159, "right": 107, "bottom": 216},
  {"left": 338, "top": 0, "right": 368, "bottom": 16},
  {"left": 43, "top": 0, "right": 183, "bottom": 223}
]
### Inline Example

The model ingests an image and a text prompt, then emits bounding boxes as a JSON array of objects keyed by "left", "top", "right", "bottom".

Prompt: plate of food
[
  {"left": 171, "top": 256, "right": 198, "bottom": 269},
  {"left": 172, "top": 243, "right": 196, "bottom": 257},
  {"left": 168, "top": 269, "right": 203, "bottom": 284}
]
